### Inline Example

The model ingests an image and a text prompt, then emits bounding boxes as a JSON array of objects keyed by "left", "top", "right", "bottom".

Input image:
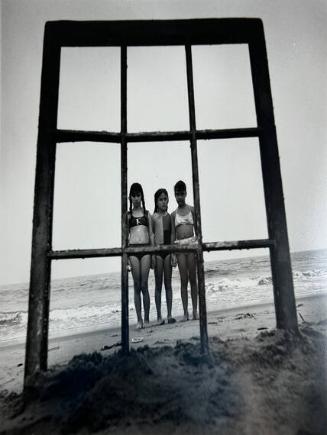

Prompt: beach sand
[{"left": 0, "top": 294, "right": 326, "bottom": 434}]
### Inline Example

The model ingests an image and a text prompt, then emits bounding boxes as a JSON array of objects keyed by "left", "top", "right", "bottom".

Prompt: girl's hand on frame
[{"left": 171, "top": 254, "right": 177, "bottom": 268}]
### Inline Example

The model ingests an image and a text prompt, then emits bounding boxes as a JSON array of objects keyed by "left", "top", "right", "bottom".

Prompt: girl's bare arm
[
  {"left": 148, "top": 212, "right": 155, "bottom": 246},
  {"left": 123, "top": 211, "right": 130, "bottom": 244},
  {"left": 170, "top": 211, "right": 177, "bottom": 267},
  {"left": 170, "top": 211, "right": 176, "bottom": 243},
  {"left": 190, "top": 206, "right": 197, "bottom": 237}
]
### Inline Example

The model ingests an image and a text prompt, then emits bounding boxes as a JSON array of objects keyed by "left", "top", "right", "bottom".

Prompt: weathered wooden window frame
[{"left": 24, "top": 18, "right": 298, "bottom": 389}]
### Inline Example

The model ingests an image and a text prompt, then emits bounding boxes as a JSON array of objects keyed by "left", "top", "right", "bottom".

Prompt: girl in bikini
[
  {"left": 127, "top": 182, "right": 154, "bottom": 329},
  {"left": 151, "top": 188, "right": 176, "bottom": 325},
  {"left": 171, "top": 180, "right": 198, "bottom": 321}
]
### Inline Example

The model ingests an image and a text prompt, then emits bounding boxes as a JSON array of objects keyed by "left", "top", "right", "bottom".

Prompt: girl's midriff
[
  {"left": 129, "top": 226, "right": 150, "bottom": 245},
  {"left": 176, "top": 224, "right": 194, "bottom": 241}
]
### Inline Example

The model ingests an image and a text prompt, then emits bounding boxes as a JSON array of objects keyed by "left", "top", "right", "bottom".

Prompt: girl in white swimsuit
[{"left": 171, "top": 180, "right": 198, "bottom": 321}]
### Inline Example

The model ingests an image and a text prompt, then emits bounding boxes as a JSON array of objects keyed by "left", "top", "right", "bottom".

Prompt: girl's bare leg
[
  {"left": 177, "top": 253, "right": 189, "bottom": 320},
  {"left": 130, "top": 256, "right": 143, "bottom": 328},
  {"left": 154, "top": 255, "right": 164, "bottom": 322},
  {"left": 140, "top": 254, "right": 151, "bottom": 324},
  {"left": 187, "top": 253, "right": 198, "bottom": 320},
  {"left": 163, "top": 254, "right": 174, "bottom": 321}
]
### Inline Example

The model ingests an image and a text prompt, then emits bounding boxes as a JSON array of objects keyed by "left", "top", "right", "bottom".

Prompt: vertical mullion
[
  {"left": 24, "top": 29, "right": 61, "bottom": 389},
  {"left": 185, "top": 44, "right": 209, "bottom": 354},
  {"left": 121, "top": 45, "right": 129, "bottom": 353},
  {"left": 249, "top": 31, "right": 298, "bottom": 330}
]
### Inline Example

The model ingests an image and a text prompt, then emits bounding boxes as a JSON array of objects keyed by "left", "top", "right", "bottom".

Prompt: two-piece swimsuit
[
  {"left": 128, "top": 211, "right": 150, "bottom": 259},
  {"left": 174, "top": 209, "right": 197, "bottom": 245},
  {"left": 129, "top": 212, "right": 149, "bottom": 230}
]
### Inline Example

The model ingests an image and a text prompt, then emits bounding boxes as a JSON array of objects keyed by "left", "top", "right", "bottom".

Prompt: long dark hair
[
  {"left": 129, "top": 182, "right": 146, "bottom": 214},
  {"left": 154, "top": 188, "right": 169, "bottom": 213}
]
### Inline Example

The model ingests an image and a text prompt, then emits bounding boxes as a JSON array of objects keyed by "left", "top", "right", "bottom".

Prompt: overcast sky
[{"left": 1, "top": 0, "right": 326, "bottom": 285}]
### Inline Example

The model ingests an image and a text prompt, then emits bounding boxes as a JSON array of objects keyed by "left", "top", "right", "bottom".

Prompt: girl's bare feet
[{"left": 136, "top": 321, "right": 143, "bottom": 330}]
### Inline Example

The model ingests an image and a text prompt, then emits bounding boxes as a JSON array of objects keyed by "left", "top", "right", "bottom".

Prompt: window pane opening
[
  {"left": 53, "top": 142, "right": 121, "bottom": 250},
  {"left": 127, "top": 141, "right": 193, "bottom": 213},
  {"left": 198, "top": 138, "right": 267, "bottom": 243},
  {"left": 127, "top": 47, "right": 189, "bottom": 132},
  {"left": 204, "top": 249, "right": 274, "bottom": 338},
  {"left": 49, "top": 257, "right": 121, "bottom": 367},
  {"left": 58, "top": 47, "right": 120, "bottom": 131},
  {"left": 192, "top": 44, "right": 257, "bottom": 130}
]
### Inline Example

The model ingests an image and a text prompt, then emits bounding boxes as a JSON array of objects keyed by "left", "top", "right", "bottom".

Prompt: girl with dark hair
[
  {"left": 171, "top": 180, "right": 198, "bottom": 321},
  {"left": 127, "top": 182, "right": 154, "bottom": 329},
  {"left": 151, "top": 189, "right": 176, "bottom": 325}
]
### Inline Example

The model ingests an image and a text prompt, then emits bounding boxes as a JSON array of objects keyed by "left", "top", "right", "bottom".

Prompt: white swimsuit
[
  {"left": 174, "top": 236, "right": 197, "bottom": 245},
  {"left": 174, "top": 208, "right": 197, "bottom": 245},
  {"left": 175, "top": 210, "right": 194, "bottom": 227}
]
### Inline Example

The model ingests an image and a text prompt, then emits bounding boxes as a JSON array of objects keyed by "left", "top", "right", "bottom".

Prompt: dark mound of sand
[{"left": 0, "top": 326, "right": 326, "bottom": 435}]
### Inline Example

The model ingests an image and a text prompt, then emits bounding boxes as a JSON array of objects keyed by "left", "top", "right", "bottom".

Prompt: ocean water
[{"left": 0, "top": 249, "right": 326, "bottom": 346}]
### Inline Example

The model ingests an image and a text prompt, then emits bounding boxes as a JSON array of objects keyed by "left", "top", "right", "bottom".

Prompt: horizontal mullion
[
  {"left": 56, "top": 129, "right": 121, "bottom": 143},
  {"left": 196, "top": 127, "right": 260, "bottom": 140},
  {"left": 127, "top": 131, "right": 190, "bottom": 142},
  {"left": 49, "top": 239, "right": 273, "bottom": 260},
  {"left": 203, "top": 239, "right": 275, "bottom": 252},
  {"left": 126, "top": 244, "right": 199, "bottom": 255},
  {"left": 55, "top": 127, "right": 260, "bottom": 144},
  {"left": 49, "top": 248, "right": 123, "bottom": 259},
  {"left": 49, "top": 244, "right": 199, "bottom": 259}
]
